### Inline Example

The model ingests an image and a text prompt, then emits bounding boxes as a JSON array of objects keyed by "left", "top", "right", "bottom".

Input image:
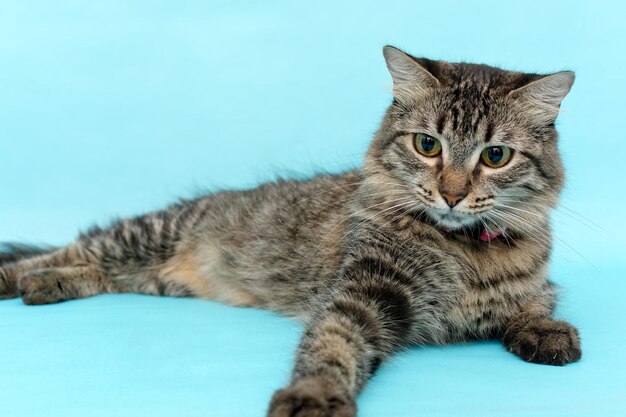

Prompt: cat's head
[{"left": 364, "top": 46, "right": 574, "bottom": 238}]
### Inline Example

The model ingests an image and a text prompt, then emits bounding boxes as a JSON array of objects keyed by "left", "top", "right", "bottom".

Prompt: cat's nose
[
  {"left": 440, "top": 192, "right": 467, "bottom": 208},
  {"left": 438, "top": 166, "right": 470, "bottom": 208}
]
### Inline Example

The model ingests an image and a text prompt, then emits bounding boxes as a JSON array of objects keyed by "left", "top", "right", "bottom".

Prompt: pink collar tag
[{"left": 479, "top": 228, "right": 504, "bottom": 242}]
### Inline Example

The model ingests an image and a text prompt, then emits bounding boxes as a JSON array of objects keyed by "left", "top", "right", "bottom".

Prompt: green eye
[
  {"left": 414, "top": 133, "right": 442, "bottom": 157},
  {"left": 481, "top": 146, "right": 512, "bottom": 168}
]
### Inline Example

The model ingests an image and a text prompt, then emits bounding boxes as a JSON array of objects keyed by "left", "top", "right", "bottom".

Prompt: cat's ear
[
  {"left": 508, "top": 71, "right": 575, "bottom": 122},
  {"left": 383, "top": 45, "right": 440, "bottom": 100}
]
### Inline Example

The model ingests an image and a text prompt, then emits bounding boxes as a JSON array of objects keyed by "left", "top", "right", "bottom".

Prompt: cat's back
[
  {"left": 167, "top": 170, "right": 363, "bottom": 315},
  {"left": 197, "top": 169, "right": 362, "bottom": 240}
]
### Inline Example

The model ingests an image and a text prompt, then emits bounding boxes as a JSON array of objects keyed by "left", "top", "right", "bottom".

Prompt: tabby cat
[{"left": 0, "top": 46, "right": 581, "bottom": 417}]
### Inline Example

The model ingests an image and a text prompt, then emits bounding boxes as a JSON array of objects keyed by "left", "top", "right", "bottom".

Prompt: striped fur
[{"left": 0, "top": 46, "right": 580, "bottom": 417}]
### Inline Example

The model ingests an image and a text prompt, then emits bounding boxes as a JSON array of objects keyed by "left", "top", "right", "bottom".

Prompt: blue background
[{"left": 1, "top": 1, "right": 624, "bottom": 416}]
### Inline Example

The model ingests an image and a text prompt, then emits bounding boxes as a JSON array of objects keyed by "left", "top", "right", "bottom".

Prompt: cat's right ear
[{"left": 383, "top": 45, "right": 440, "bottom": 100}]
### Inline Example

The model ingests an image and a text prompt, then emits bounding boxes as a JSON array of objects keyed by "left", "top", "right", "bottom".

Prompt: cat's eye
[
  {"left": 481, "top": 146, "right": 512, "bottom": 168},
  {"left": 414, "top": 133, "right": 442, "bottom": 157}
]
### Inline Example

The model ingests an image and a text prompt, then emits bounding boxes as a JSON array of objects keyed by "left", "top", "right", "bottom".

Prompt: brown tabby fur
[{"left": 0, "top": 46, "right": 580, "bottom": 417}]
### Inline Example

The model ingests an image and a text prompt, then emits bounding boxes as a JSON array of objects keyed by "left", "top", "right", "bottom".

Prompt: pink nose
[{"left": 441, "top": 192, "right": 466, "bottom": 208}]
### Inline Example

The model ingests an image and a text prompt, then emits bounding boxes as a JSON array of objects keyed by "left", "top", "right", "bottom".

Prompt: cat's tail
[{"left": 0, "top": 243, "right": 55, "bottom": 266}]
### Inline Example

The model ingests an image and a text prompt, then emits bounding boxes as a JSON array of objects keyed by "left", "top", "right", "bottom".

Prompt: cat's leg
[
  {"left": 1, "top": 208, "right": 204, "bottom": 303},
  {"left": 502, "top": 309, "right": 581, "bottom": 366},
  {"left": 268, "top": 267, "right": 415, "bottom": 416},
  {"left": 19, "top": 265, "right": 120, "bottom": 305},
  {"left": 0, "top": 244, "right": 198, "bottom": 304},
  {"left": 0, "top": 246, "right": 124, "bottom": 303},
  {"left": 0, "top": 247, "right": 82, "bottom": 299}
]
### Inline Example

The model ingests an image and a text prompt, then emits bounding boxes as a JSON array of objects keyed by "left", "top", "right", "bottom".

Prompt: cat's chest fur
[
  {"left": 393, "top": 224, "right": 553, "bottom": 344},
  {"left": 443, "top": 244, "right": 551, "bottom": 343}
]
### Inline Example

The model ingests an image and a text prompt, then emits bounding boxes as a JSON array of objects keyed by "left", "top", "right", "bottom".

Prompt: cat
[{"left": 0, "top": 45, "right": 581, "bottom": 417}]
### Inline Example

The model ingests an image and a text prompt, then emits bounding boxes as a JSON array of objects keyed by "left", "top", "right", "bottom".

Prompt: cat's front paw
[
  {"left": 268, "top": 377, "right": 356, "bottom": 417},
  {"left": 503, "top": 316, "right": 581, "bottom": 366}
]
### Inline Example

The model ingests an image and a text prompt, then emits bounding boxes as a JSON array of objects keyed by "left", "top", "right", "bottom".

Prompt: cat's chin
[{"left": 427, "top": 209, "right": 480, "bottom": 231}]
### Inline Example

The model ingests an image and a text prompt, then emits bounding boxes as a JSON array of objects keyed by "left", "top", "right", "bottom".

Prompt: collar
[{"left": 479, "top": 228, "right": 505, "bottom": 242}]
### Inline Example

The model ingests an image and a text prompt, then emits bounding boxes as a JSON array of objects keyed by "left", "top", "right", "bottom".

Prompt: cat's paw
[
  {"left": 268, "top": 377, "right": 356, "bottom": 417},
  {"left": 0, "top": 267, "right": 19, "bottom": 299},
  {"left": 503, "top": 316, "right": 581, "bottom": 366},
  {"left": 18, "top": 269, "right": 67, "bottom": 305}
]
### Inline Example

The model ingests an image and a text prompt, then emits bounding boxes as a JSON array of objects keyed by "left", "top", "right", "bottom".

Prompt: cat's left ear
[{"left": 508, "top": 71, "right": 575, "bottom": 122}]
